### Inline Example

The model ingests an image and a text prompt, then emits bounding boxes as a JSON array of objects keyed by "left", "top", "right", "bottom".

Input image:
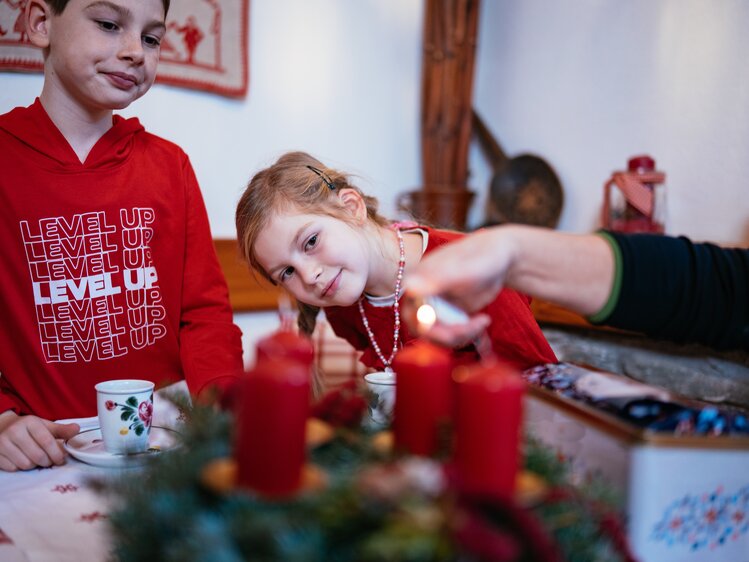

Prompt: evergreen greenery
[{"left": 101, "top": 401, "right": 632, "bottom": 562}]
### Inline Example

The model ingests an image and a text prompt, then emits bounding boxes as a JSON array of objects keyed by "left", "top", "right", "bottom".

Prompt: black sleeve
[{"left": 604, "top": 231, "right": 749, "bottom": 350}]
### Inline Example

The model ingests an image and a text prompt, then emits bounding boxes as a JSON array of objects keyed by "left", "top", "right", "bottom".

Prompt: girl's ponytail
[
  {"left": 296, "top": 302, "right": 320, "bottom": 336},
  {"left": 295, "top": 302, "right": 325, "bottom": 398}
]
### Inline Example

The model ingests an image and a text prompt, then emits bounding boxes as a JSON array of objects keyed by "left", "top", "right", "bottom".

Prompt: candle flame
[{"left": 416, "top": 303, "right": 437, "bottom": 330}]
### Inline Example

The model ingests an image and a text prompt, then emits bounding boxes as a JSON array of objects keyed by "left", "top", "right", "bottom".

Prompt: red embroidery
[
  {"left": 705, "top": 508, "right": 718, "bottom": 524},
  {"left": 79, "top": 512, "right": 108, "bottom": 523},
  {"left": 0, "top": 1, "right": 250, "bottom": 98},
  {"left": 0, "top": 528, "right": 13, "bottom": 545},
  {"left": 52, "top": 484, "right": 79, "bottom": 494}
]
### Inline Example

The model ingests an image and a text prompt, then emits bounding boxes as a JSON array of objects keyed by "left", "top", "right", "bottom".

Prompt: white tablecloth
[{"left": 0, "top": 381, "right": 188, "bottom": 562}]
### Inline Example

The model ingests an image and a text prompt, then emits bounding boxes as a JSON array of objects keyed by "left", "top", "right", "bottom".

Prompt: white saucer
[{"left": 64, "top": 426, "right": 180, "bottom": 468}]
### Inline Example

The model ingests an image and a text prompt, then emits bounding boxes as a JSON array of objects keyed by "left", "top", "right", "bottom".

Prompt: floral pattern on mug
[
  {"left": 138, "top": 401, "right": 153, "bottom": 426},
  {"left": 109, "top": 394, "right": 154, "bottom": 436}
]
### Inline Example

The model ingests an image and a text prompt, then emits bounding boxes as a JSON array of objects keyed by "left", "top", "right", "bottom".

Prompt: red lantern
[{"left": 602, "top": 155, "right": 666, "bottom": 234}]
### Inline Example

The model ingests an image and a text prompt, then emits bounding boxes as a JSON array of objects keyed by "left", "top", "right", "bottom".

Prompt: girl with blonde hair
[{"left": 236, "top": 152, "right": 556, "bottom": 383}]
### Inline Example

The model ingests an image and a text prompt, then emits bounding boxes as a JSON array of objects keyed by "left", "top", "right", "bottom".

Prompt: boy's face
[{"left": 40, "top": 0, "right": 166, "bottom": 111}]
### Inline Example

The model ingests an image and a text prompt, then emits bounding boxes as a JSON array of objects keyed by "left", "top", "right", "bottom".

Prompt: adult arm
[
  {"left": 600, "top": 231, "right": 749, "bottom": 349},
  {"left": 406, "top": 225, "right": 749, "bottom": 351},
  {"left": 404, "top": 224, "right": 615, "bottom": 345}
]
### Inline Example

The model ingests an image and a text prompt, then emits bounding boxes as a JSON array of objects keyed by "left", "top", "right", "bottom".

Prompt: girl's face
[{"left": 254, "top": 206, "right": 375, "bottom": 308}]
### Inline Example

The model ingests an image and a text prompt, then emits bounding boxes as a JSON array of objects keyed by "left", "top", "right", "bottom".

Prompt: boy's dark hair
[{"left": 47, "top": 0, "right": 171, "bottom": 17}]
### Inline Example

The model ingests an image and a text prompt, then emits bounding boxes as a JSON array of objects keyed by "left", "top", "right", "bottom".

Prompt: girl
[{"left": 236, "top": 152, "right": 556, "bottom": 382}]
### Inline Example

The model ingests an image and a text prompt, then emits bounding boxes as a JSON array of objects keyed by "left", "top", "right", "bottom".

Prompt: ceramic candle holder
[
  {"left": 364, "top": 371, "right": 396, "bottom": 428},
  {"left": 95, "top": 379, "right": 155, "bottom": 454}
]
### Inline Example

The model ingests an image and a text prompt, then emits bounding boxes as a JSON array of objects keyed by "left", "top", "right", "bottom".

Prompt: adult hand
[
  {"left": 405, "top": 224, "right": 616, "bottom": 337},
  {"left": 419, "top": 313, "right": 492, "bottom": 349},
  {"left": 406, "top": 227, "right": 514, "bottom": 313},
  {"left": 403, "top": 227, "right": 515, "bottom": 347},
  {"left": 0, "top": 411, "right": 80, "bottom": 471}
]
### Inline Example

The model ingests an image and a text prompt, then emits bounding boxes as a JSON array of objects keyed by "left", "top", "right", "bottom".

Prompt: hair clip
[{"left": 306, "top": 165, "right": 336, "bottom": 190}]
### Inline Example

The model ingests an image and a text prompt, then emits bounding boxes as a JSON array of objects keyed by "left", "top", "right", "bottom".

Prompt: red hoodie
[
  {"left": 0, "top": 100, "right": 243, "bottom": 419},
  {"left": 325, "top": 227, "right": 557, "bottom": 372}
]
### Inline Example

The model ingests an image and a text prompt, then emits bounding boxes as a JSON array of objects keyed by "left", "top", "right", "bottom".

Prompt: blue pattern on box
[{"left": 652, "top": 485, "right": 749, "bottom": 551}]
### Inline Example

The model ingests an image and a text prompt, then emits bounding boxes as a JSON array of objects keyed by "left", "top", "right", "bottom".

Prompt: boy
[{"left": 0, "top": 0, "right": 244, "bottom": 471}]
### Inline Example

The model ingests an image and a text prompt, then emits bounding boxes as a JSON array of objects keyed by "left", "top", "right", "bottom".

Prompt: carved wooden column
[{"left": 399, "top": 0, "right": 480, "bottom": 230}]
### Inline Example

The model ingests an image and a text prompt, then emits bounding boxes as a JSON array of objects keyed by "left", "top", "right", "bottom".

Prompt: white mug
[
  {"left": 364, "top": 371, "right": 396, "bottom": 428},
  {"left": 95, "top": 379, "right": 155, "bottom": 454}
]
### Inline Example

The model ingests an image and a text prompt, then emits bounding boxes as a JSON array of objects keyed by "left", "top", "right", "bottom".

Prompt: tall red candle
[
  {"left": 221, "top": 328, "right": 314, "bottom": 414},
  {"left": 392, "top": 340, "right": 454, "bottom": 456},
  {"left": 256, "top": 328, "right": 314, "bottom": 367},
  {"left": 453, "top": 360, "right": 524, "bottom": 498},
  {"left": 236, "top": 357, "right": 310, "bottom": 496}
]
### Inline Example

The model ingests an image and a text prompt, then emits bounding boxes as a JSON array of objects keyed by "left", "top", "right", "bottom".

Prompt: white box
[{"left": 523, "top": 365, "right": 749, "bottom": 562}]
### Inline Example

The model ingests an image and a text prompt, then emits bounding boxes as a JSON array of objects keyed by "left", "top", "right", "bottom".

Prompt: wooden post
[
  {"left": 409, "top": 0, "right": 479, "bottom": 230},
  {"left": 423, "top": 0, "right": 480, "bottom": 188}
]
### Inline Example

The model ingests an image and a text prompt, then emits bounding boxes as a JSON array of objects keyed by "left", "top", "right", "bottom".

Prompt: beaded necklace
[{"left": 357, "top": 228, "right": 405, "bottom": 372}]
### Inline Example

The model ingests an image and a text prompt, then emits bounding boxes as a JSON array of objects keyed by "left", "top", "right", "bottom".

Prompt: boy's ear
[
  {"left": 26, "top": 0, "right": 52, "bottom": 49},
  {"left": 337, "top": 188, "right": 367, "bottom": 222}
]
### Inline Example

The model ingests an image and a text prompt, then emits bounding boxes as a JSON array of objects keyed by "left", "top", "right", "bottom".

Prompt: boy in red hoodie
[{"left": 0, "top": 0, "right": 243, "bottom": 471}]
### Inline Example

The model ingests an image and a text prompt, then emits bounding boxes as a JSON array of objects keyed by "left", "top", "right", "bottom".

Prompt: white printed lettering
[{"left": 23, "top": 208, "right": 166, "bottom": 364}]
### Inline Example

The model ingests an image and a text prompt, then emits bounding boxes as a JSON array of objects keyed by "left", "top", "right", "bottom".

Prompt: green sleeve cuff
[{"left": 587, "top": 231, "right": 622, "bottom": 324}]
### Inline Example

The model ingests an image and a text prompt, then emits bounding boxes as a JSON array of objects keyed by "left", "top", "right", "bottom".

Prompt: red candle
[
  {"left": 220, "top": 329, "right": 314, "bottom": 414},
  {"left": 236, "top": 357, "right": 310, "bottom": 496},
  {"left": 392, "top": 340, "right": 454, "bottom": 456},
  {"left": 256, "top": 328, "right": 315, "bottom": 366},
  {"left": 453, "top": 360, "right": 524, "bottom": 498}
]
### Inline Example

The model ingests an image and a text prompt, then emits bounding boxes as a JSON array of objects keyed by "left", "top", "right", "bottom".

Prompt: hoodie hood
[{"left": 0, "top": 98, "right": 145, "bottom": 171}]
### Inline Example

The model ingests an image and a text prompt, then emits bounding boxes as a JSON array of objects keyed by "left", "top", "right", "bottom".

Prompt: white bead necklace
[{"left": 357, "top": 228, "right": 405, "bottom": 372}]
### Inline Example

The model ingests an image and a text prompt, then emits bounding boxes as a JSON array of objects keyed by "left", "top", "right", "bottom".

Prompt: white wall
[
  {"left": 2, "top": 0, "right": 748, "bottom": 356},
  {"left": 471, "top": 0, "right": 749, "bottom": 245}
]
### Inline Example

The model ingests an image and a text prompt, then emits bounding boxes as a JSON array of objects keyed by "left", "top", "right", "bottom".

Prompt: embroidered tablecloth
[{"left": 0, "top": 381, "right": 187, "bottom": 562}]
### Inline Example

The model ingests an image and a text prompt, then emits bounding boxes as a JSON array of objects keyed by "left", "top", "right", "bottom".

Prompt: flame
[{"left": 416, "top": 303, "right": 437, "bottom": 330}]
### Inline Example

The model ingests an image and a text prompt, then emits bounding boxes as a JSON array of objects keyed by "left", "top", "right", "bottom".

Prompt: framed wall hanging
[{"left": 0, "top": 0, "right": 249, "bottom": 98}]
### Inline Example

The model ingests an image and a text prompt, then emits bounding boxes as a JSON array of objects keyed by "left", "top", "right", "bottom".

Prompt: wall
[{"left": 471, "top": 0, "right": 749, "bottom": 245}]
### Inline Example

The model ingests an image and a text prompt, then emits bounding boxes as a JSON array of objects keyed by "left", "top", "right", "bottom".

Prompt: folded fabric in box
[{"left": 522, "top": 362, "right": 749, "bottom": 436}]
